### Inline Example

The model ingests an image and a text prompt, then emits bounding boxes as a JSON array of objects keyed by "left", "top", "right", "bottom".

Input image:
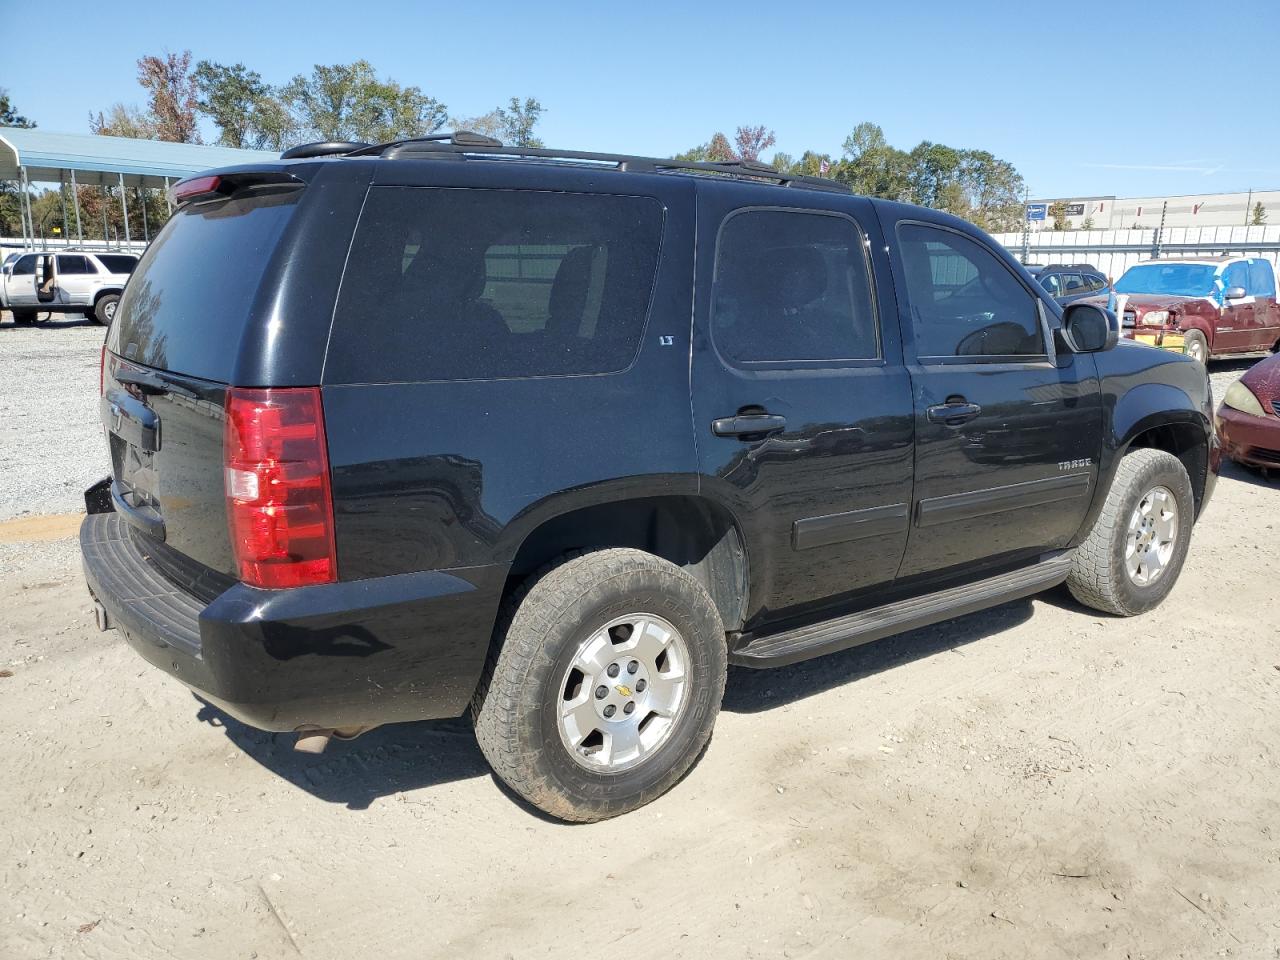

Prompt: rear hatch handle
[{"left": 110, "top": 479, "right": 167, "bottom": 541}]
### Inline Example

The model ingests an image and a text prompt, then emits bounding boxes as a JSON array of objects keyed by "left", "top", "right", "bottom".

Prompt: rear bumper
[
  {"left": 80, "top": 511, "right": 506, "bottom": 732},
  {"left": 1215, "top": 405, "right": 1280, "bottom": 469}
]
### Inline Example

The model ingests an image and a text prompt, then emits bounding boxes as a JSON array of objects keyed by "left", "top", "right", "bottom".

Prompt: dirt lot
[{"left": 2, "top": 317, "right": 1279, "bottom": 959}]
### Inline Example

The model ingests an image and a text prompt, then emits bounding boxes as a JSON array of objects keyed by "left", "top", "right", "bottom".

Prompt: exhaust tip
[{"left": 293, "top": 729, "right": 332, "bottom": 754}]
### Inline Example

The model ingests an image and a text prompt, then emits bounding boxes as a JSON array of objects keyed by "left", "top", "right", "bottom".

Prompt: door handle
[
  {"left": 712, "top": 413, "right": 787, "bottom": 438},
  {"left": 926, "top": 401, "right": 982, "bottom": 426}
]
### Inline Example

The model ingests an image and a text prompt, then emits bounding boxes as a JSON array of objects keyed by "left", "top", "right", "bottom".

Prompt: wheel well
[
  {"left": 1126, "top": 422, "right": 1208, "bottom": 513},
  {"left": 507, "top": 496, "right": 749, "bottom": 631},
  {"left": 93, "top": 288, "right": 122, "bottom": 304}
]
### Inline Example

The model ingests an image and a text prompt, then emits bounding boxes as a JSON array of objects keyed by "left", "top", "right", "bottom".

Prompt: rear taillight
[
  {"left": 99, "top": 343, "right": 106, "bottom": 395},
  {"left": 224, "top": 387, "right": 337, "bottom": 589}
]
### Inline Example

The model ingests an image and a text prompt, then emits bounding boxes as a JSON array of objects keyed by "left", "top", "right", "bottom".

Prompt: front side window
[
  {"left": 897, "top": 223, "right": 1044, "bottom": 358},
  {"left": 1223, "top": 261, "right": 1250, "bottom": 295},
  {"left": 1248, "top": 259, "right": 1277, "bottom": 297},
  {"left": 711, "top": 209, "right": 879, "bottom": 364},
  {"left": 12, "top": 255, "right": 35, "bottom": 276},
  {"left": 329, "top": 188, "right": 664, "bottom": 383},
  {"left": 56, "top": 255, "right": 94, "bottom": 275},
  {"left": 1038, "top": 273, "right": 1062, "bottom": 296}
]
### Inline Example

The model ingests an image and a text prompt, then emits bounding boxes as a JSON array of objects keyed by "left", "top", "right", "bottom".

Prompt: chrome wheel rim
[
  {"left": 103, "top": 300, "right": 117, "bottom": 322},
  {"left": 1187, "top": 339, "right": 1205, "bottom": 362},
  {"left": 556, "top": 613, "right": 689, "bottom": 772},
  {"left": 1125, "top": 485, "right": 1179, "bottom": 586}
]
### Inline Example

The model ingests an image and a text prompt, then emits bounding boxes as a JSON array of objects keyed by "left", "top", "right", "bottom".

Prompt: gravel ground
[{"left": 0, "top": 313, "right": 106, "bottom": 522}]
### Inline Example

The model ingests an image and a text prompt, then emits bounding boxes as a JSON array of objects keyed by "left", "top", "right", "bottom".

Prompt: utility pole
[{"left": 1244, "top": 188, "right": 1252, "bottom": 228}]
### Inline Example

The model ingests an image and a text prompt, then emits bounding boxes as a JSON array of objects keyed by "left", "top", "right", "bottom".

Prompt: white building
[{"left": 1027, "top": 189, "right": 1280, "bottom": 231}]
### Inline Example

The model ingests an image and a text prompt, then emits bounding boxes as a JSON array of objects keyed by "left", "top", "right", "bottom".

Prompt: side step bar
[{"left": 731, "top": 552, "right": 1073, "bottom": 668}]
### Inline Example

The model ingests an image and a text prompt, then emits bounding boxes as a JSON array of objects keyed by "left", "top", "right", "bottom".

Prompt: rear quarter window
[{"left": 326, "top": 187, "right": 664, "bottom": 384}]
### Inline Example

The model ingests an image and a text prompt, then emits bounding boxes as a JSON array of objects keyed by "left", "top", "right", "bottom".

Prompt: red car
[
  {"left": 1216, "top": 353, "right": 1280, "bottom": 472},
  {"left": 1084, "top": 257, "right": 1280, "bottom": 363}
]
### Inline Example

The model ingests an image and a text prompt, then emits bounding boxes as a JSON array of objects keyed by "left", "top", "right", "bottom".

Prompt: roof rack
[{"left": 332, "top": 131, "right": 851, "bottom": 194}]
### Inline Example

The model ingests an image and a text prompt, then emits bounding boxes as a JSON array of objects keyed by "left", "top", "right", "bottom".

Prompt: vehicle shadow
[
  {"left": 193, "top": 697, "right": 491, "bottom": 810},
  {"left": 722, "top": 597, "right": 1035, "bottom": 713},
  {"left": 0, "top": 314, "right": 96, "bottom": 330},
  {"left": 1218, "top": 458, "right": 1277, "bottom": 488}
]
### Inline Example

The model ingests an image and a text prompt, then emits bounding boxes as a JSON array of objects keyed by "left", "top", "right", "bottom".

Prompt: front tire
[
  {"left": 9, "top": 308, "right": 37, "bottom": 324},
  {"left": 93, "top": 293, "right": 120, "bottom": 326},
  {"left": 1183, "top": 329, "right": 1208, "bottom": 364},
  {"left": 1067, "top": 448, "right": 1195, "bottom": 616},
  {"left": 472, "top": 548, "right": 727, "bottom": 822}
]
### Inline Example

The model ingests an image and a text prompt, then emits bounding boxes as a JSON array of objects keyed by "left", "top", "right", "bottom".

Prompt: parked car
[
  {"left": 1080, "top": 256, "right": 1280, "bottom": 363},
  {"left": 80, "top": 135, "right": 1219, "bottom": 822},
  {"left": 0, "top": 250, "right": 138, "bottom": 324},
  {"left": 1028, "top": 264, "right": 1109, "bottom": 305},
  {"left": 1216, "top": 353, "right": 1280, "bottom": 472}
]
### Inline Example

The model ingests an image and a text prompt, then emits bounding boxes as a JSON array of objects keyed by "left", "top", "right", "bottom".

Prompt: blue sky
[{"left": 5, "top": 0, "right": 1279, "bottom": 199}]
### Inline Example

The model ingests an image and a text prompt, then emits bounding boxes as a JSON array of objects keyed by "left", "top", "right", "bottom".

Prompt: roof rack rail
[{"left": 340, "top": 131, "right": 851, "bottom": 194}]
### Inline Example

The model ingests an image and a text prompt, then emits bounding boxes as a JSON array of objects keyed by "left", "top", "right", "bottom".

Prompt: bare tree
[
  {"left": 733, "top": 125, "right": 776, "bottom": 162},
  {"left": 137, "top": 51, "right": 201, "bottom": 143}
]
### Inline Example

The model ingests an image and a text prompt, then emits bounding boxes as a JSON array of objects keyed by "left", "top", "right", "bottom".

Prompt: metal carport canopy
[{"left": 0, "top": 128, "right": 277, "bottom": 188}]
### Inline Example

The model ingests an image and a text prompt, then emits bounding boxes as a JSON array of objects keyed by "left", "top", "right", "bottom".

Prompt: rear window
[
  {"left": 108, "top": 190, "right": 299, "bottom": 381},
  {"left": 96, "top": 254, "right": 137, "bottom": 275},
  {"left": 327, "top": 187, "right": 664, "bottom": 383}
]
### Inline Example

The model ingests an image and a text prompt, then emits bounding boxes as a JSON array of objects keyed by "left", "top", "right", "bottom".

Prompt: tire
[
  {"left": 9, "top": 308, "right": 37, "bottom": 324},
  {"left": 1067, "top": 448, "right": 1195, "bottom": 616},
  {"left": 472, "top": 548, "right": 727, "bottom": 822},
  {"left": 93, "top": 293, "right": 120, "bottom": 326},
  {"left": 1183, "top": 329, "right": 1208, "bottom": 364}
]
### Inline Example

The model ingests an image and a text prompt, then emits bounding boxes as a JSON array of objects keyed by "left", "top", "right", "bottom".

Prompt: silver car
[{"left": 0, "top": 250, "right": 138, "bottom": 325}]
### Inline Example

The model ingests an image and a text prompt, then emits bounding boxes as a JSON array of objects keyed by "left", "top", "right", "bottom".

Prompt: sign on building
[{"left": 1026, "top": 203, "right": 1047, "bottom": 221}]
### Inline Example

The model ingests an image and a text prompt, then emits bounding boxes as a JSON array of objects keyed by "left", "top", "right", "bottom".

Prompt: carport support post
[
  {"left": 59, "top": 174, "right": 70, "bottom": 250},
  {"left": 19, "top": 166, "right": 33, "bottom": 248},
  {"left": 163, "top": 177, "right": 172, "bottom": 215},
  {"left": 70, "top": 169, "right": 83, "bottom": 244},
  {"left": 140, "top": 187, "right": 149, "bottom": 242},
  {"left": 118, "top": 173, "right": 131, "bottom": 244}
]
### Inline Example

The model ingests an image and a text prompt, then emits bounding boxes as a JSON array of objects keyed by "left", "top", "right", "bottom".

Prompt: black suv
[
  {"left": 1027, "top": 263, "right": 1109, "bottom": 305},
  {"left": 81, "top": 135, "right": 1219, "bottom": 821}
]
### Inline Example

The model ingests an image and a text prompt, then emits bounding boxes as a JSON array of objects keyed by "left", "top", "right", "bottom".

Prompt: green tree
[
  {"left": 495, "top": 97, "right": 545, "bottom": 147},
  {"left": 192, "top": 61, "right": 291, "bottom": 149},
  {"left": 955, "top": 150, "right": 1025, "bottom": 232},
  {"left": 837, "top": 122, "right": 913, "bottom": 201},
  {"left": 1048, "top": 200, "right": 1069, "bottom": 231},
  {"left": 281, "top": 61, "right": 447, "bottom": 143},
  {"left": 0, "top": 88, "right": 35, "bottom": 127},
  {"left": 89, "top": 104, "right": 158, "bottom": 139},
  {"left": 449, "top": 109, "right": 504, "bottom": 140},
  {"left": 1251, "top": 201, "right": 1267, "bottom": 226}
]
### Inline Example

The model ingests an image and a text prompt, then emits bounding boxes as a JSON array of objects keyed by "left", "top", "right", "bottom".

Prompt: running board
[{"left": 731, "top": 553, "right": 1073, "bottom": 668}]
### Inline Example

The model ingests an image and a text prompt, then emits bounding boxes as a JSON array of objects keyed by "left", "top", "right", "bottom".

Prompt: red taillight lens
[
  {"left": 224, "top": 386, "right": 337, "bottom": 589},
  {"left": 169, "top": 174, "right": 222, "bottom": 205}
]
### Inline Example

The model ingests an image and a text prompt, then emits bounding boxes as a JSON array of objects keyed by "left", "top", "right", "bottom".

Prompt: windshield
[{"left": 1114, "top": 263, "right": 1220, "bottom": 298}]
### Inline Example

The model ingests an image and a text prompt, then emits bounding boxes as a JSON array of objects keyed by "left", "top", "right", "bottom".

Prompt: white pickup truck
[{"left": 0, "top": 250, "right": 138, "bottom": 324}]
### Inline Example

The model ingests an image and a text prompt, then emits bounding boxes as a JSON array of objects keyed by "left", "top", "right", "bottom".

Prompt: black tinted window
[
  {"left": 329, "top": 188, "right": 663, "bottom": 383},
  {"left": 897, "top": 224, "right": 1043, "bottom": 358},
  {"left": 108, "top": 189, "right": 299, "bottom": 380},
  {"left": 96, "top": 255, "right": 137, "bottom": 275},
  {"left": 57, "top": 255, "right": 94, "bottom": 275},
  {"left": 12, "top": 255, "right": 35, "bottom": 276},
  {"left": 712, "top": 210, "right": 878, "bottom": 363}
]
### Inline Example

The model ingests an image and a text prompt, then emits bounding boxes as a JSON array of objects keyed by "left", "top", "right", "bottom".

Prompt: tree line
[{"left": 3, "top": 67, "right": 1027, "bottom": 240}]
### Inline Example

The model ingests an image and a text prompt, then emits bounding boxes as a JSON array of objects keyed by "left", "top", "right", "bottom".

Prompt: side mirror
[
  {"left": 1223, "top": 286, "right": 1247, "bottom": 300},
  {"left": 1060, "top": 302, "right": 1118, "bottom": 353}
]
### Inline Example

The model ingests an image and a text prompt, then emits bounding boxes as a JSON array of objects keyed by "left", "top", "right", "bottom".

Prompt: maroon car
[
  {"left": 1216, "top": 354, "right": 1280, "bottom": 472},
  {"left": 1084, "top": 257, "right": 1280, "bottom": 363}
]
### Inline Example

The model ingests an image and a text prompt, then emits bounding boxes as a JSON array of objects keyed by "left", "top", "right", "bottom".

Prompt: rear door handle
[
  {"left": 712, "top": 414, "right": 787, "bottom": 438},
  {"left": 926, "top": 401, "right": 982, "bottom": 426}
]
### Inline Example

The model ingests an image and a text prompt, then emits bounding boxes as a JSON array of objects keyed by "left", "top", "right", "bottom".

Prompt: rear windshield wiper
[{"left": 114, "top": 368, "right": 199, "bottom": 400}]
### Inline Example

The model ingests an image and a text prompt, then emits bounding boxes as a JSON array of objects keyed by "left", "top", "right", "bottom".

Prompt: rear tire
[
  {"left": 1067, "top": 448, "right": 1195, "bottom": 616},
  {"left": 93, "top": 293, "right": 120, "bottom": 326},
  {"left": 10, "top": 309, "right": 37, "bottom": 324},
  {"left": 1183, "top": 329, "right": 1208, "bottom": 364},
  {"left": 472, "top": 548, "right": 727, "bottom": 822}
]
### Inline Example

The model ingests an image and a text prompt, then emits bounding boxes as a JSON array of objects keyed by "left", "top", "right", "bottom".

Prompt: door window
[
  {"left": 11, "top": 255, "right": 35, "bottom": 276},
  {"left": 897, "top": 223, "right": 1044, "bottom": 358},
  {"left": 1062, "top": 273, "right": 1087, "bottom": 294},
  {"left": 711, "top": 209, "right": 879, "bottom": 364},
  {"left": 56, "top": 255, "right": 95, "bottom": 274},
  {"left": 1038, "top": 273, "right": 1062, "bottom": 296},
  {"left": 1223, "top": 261, "right": 1251, "bottom": 294},
  {"left": 1247, "top": 259, "right": 1276, "bottom": 297}
]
